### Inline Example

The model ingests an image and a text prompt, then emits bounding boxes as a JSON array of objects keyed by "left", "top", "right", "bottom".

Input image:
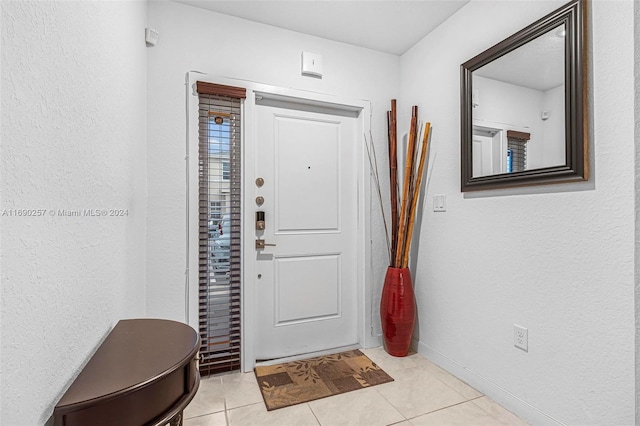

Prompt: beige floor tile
[
  {"left": 363, "top": 346, "right": 483, "bottom": 402},
  {"left": 309, "top": 387, "right": 405, "bottom": 426},
  {"left": 222, "top": 371, "right": 264, "bottom": 409},
  {"left": 183, "top": 411, "right": 228, "bottom": 426},
  {"left": 361, "top": 347, "right": 430, "bottom": 373},
  {"left": 417, "top": 362, "right": 483, "bottom": 400},
  {"left": 187, "top": 350, "right": 525, "bottom": 426},
  {"left": 471, "top": 397, "right": 530, "bottom": 426},
  {"left": 228, "top": 402, "right": 319, "bottom": 426},
  {"left": 375, "top": 367, "right": 468, "bottom": 419},
  {"left": 185, "top": 376, "right": 226, "bottom": 419},
  {"left": 409, "top": 400, "right": 500, "bottom": 425}
]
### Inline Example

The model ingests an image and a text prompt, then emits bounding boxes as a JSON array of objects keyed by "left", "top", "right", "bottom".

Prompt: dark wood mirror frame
[{"left": 460, "top": 0, "right": 588, "bottom": 192}]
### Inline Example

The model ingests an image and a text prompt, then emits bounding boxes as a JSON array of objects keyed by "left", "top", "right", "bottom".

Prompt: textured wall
[
  {"left": 0, "top": 1, "right": 147, "bottom": 424},
  {"left": 635, "top": 2, "right": 640, "bottom": 425},
  {"left": 2, "top": 1, "right": 635, "bottom": 424},
  {"left": 146, "top": 1, "right": 400, "bottom": 338},
  {"left": 401, "top": 0, "right": 635, "bottom": 424}
]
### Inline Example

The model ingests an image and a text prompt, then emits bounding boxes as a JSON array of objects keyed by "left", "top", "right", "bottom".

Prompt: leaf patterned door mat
[{"left": 254, "top": 349, "right": 394, "bottom": 411}]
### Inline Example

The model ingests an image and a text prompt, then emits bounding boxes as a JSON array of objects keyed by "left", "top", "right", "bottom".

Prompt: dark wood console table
[{"left": 53, "top": 319, "right": 200, "bottom": 426}]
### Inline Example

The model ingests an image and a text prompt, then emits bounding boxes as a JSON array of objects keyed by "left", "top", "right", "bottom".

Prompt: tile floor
[{"left": 183, "top": 347, "right": 529, "bottom": 426}]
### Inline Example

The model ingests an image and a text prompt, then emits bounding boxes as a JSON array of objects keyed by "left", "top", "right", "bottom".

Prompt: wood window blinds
[
  {"left": 507, "top": 130, "right": 530, "bottom": 173},
  {"left": 196, "top": 82, "right": 245, "bottom": 376}
]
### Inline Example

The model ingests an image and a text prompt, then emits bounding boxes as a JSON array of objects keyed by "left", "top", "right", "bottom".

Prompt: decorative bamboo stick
[
  {"left": 387, "top": 110, "right": 393, "bottom": 161},
  {"left": 389, "top": 100, "right": 399, "bottom": 263},
  {"left": 410, "top": 120, "right": 421, "bottom": 189},
  {"left": 402, "top": 122, "right": 431, "bottom": 268},
  {"left": 394, "top": 106, "right": 418, "bottom": 268},
  {"left": 405, "top": 112, "right": 419, "bottom": 221},
  {"left": 400, "top": 108, "right": 420, "bottom": 265},
  {"left": 401, "top": 120, "right": 422, "bottom": 263}
]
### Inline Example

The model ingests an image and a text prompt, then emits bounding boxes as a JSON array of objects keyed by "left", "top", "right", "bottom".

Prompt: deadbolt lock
[
  {"left": 256, "top": 211, "right": 265, "bottom": 230},
  {"left": 256, "top": 196, "right": 264, "bottom": 206},
  {"left": 255, "top": 239, "right": 276, "bottom": 250},
  {"left": 255, "top": 177, "right": 264, "bottom": 187}
]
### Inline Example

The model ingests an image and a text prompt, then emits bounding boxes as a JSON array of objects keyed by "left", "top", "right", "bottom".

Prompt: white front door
[
  {"left": 253, "top": 100, "right": 359, "bottom": 360},
  {"left": 472, "top": 134, "right": 494, "bottom": 177}
]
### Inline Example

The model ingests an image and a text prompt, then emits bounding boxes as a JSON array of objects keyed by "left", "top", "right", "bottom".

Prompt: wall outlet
[{"left": 514, "top": 324, "right": 528, "bottom": 351}]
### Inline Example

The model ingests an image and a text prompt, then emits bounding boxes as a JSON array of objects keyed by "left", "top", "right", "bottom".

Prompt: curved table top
[{"left": 55, "top": 318, "right": 200, "bottom": 412}]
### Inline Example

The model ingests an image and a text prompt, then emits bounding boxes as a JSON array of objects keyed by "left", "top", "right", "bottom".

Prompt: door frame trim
[{"left": 187, "top": 76, "right": 372, "bottom": 372}]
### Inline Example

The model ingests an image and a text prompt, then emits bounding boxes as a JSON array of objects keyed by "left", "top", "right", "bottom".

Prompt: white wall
[
  {"left": 473, "top": 76, "right": 566, "bottom": 171},
  {"left": 473, "top": 76, "right": 543, "bottom": 128},
  {"left": 473, "top": 75, "right": 544, "bottom": 168},
  {"left": 541, "top": 84, "right": 565, "bottom": 167},
  {"left": 0, "top": 1, "right": 148, "bottom": 424},
  {"left": 635, "top": 2, "right": 640, "bottom": 425},
  {"left": 145, "top": 1, "right": 399, "bottom": 339},
  {"left": 401, "top": 0, "right": 635, "bottom": 424}
]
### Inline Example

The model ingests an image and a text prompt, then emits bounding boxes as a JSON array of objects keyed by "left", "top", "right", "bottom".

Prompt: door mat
[{"left": 254, "top": 349, "right": 394, "bottom": 411}]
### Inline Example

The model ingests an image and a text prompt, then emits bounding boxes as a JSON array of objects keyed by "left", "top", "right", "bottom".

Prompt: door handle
[{"left": 255, "top": 239, "right": 276, "bottom": 250}]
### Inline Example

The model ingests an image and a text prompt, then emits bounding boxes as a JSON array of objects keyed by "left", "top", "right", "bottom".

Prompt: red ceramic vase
[{"left": 380, "top": 266, "right": 416, "bottom": 357}]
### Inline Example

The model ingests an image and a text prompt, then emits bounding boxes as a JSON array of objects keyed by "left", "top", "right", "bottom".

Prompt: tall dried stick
[
  {"left": 401, "top": 109, "right": 420, "bottom": 265},
  {"left": 409, "top": 120, "right": 421, "bottom": 198},
  {"left": 394, "top": 106, "right": 418, "bottom": 268},
  {"left": 365, "top": 132, "right": 392, "bottom": 264},
  {"left": 400, "top": 120, "right": 422, "bottom": 262},
  {"left": 389, "top": 100, "right": 399, "bottom": 264},
  {"left": 402, "top": 122, "right": 431, "bottom": 268}
]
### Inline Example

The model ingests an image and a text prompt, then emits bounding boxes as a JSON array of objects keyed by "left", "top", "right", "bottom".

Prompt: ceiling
[
  {"left": 475, "top": 24, "right": 566, "bottom": 92},
  {"left": 172, "top": 0, "right": 470, "bottom": 55}
]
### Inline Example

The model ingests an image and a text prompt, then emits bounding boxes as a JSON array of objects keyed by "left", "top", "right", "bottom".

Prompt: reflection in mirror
[
  {"left": 471, "top": 24, "right": 566, "bottom": 177},
  {"left": 460, "top": 0, "right": 588, "bottom": 192}
]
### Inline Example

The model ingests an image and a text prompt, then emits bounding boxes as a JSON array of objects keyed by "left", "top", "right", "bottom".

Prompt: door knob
[{"left": 255, "top": 239, "right": 276, "bottom": 250}]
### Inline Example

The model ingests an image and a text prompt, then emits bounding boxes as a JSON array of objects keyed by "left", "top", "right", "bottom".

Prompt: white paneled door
[{"left": 254, "top": 101, "right": 358, "bottom": 360}]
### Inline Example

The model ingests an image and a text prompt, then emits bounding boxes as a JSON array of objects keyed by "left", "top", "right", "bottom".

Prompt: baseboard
[
  {"left": 364, "top": 334, "right": 382, "bottom": 349},
  {"left": 417, "top": 341, "right": 564, "bottom": 426}
]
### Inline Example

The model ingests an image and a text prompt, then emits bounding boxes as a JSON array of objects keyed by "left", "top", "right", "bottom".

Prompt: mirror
[{"left": 461, "top": 0, "right": 587, "bottom": 191}]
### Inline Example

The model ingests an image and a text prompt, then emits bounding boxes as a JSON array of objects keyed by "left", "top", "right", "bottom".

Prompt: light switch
[
  {"left": 302, "top": 52, "right": 323, "bottom": 78},
  {"left": 433, "top": 194, "right": 446, "bottom": 212}
]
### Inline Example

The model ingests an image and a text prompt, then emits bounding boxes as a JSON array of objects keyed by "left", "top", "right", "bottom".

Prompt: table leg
[{"left": 170, "top": 412, "right": 182, "bottom": 426}]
